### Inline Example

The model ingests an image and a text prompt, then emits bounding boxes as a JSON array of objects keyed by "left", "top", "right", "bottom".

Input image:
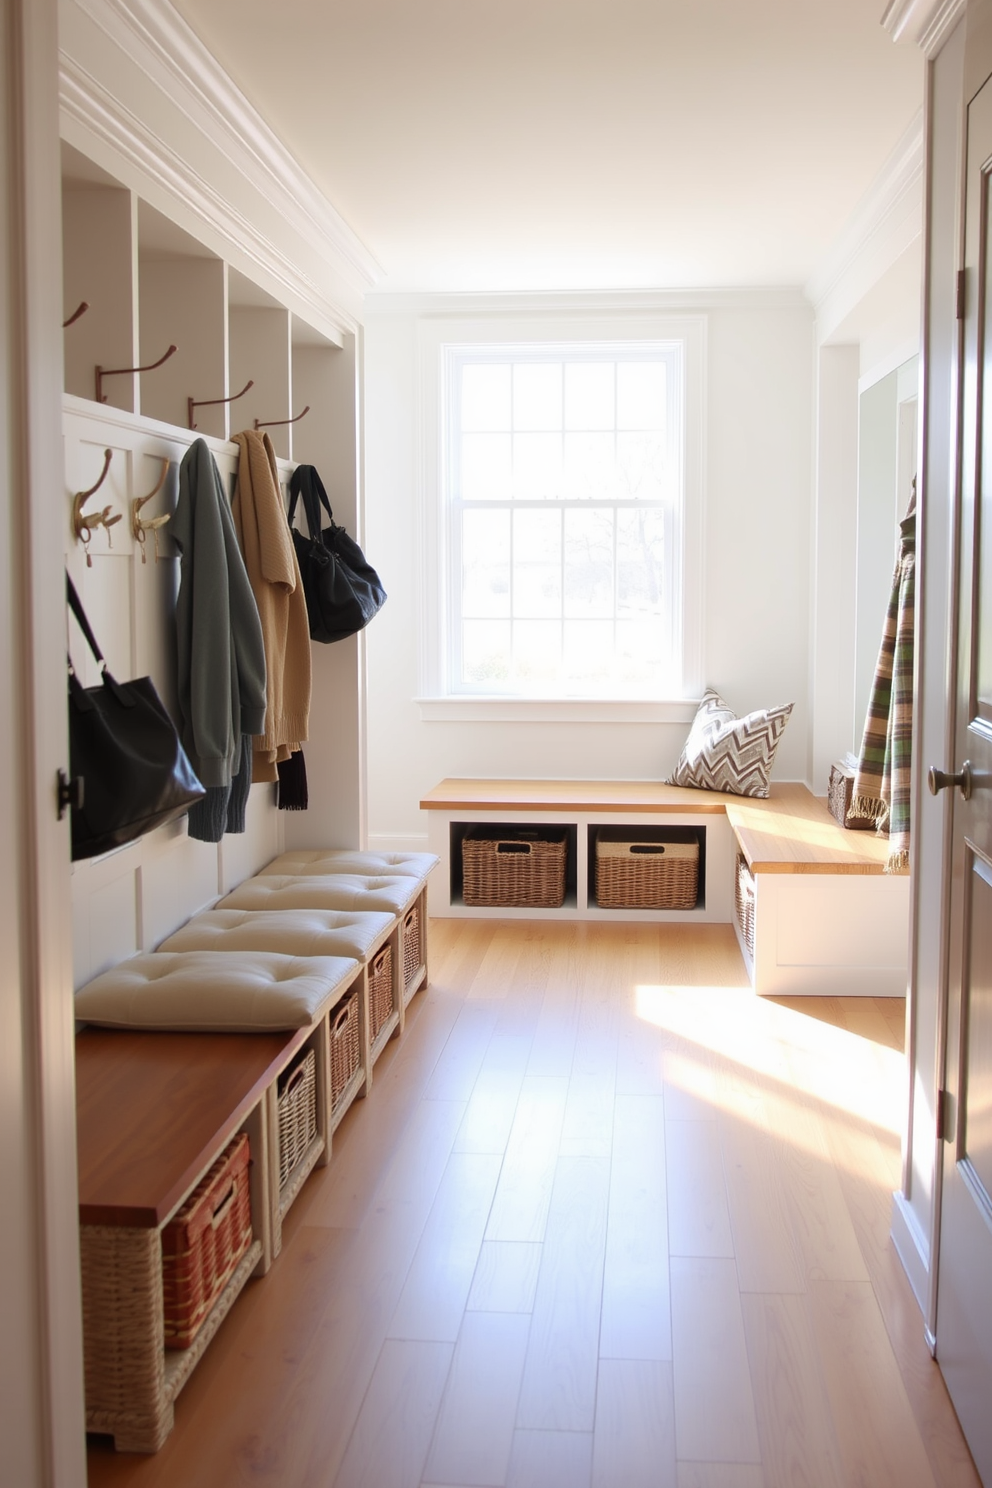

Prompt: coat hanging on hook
[{"left": 231, "top": 429, "right": 311, "bottom": 788}]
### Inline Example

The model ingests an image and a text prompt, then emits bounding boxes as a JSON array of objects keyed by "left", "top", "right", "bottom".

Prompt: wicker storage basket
[
  {"left": 276, "top": 1047, "right": 317, "bottom": 1189},
  {"left": 594, "top": 837, "right": 699, "bottom": 909},
  {"left": 161, "top": 1131, "right": 253, "bottom": 1350},
  {"left": 735, "top": 853, "right": 756, "bottom": 960},
  {"left": 462, "top": 829, "right": 568, "bottom": 908},
  {"left": 403, "top": 904, "right": 421, "bottom": 987},
  {"left": 369, "top": 944, "right": 394, "bottom": 1041},
  {"left": 827, "top": 762, "right": 876, "bottom": 831},
  {"left": 330, "top": 989, "right": 361, "bottom": 1109}
]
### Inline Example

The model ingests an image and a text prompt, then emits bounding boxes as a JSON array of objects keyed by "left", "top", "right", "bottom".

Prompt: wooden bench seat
[
  {"left": 421, "top": 778, "right": 893, "bottom": 873},
  {"left": 76, "top": 1026, "right": 306, "bottom": 1451},
  {"left": 420, "top": 777, "right": 909, "bottom": 996}
]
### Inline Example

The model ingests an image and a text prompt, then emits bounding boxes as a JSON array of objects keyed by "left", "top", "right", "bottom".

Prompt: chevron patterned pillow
[{"left": 668, "top": 689, "right": 794, "bottom": 797}]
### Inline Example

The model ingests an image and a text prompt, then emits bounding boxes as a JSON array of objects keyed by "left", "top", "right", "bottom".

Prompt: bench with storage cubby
[{"left": 421, "top": 778, "right": 910, "bottom": 997}]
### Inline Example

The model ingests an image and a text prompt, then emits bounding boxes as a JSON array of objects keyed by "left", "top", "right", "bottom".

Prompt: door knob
[{"left": 928, "top": 761, "right": 973, "bottom": 800}]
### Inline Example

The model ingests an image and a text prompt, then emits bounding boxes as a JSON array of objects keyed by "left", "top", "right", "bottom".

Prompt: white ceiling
[{"left": 173, "top": 0, "right": 923, "bottom": 294}]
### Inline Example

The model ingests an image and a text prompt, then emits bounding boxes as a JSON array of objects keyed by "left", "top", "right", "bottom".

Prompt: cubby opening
[
  {"left": 448, "top": 821, "right": 579, "bottom": 909},
  {"left": 290, "top": 318, "right": 351, "bottom": 514},
  {"left": 587, "top": 823, "right": 706, "bottom": 911},
  {"left": 228, "top": 270, "right": 292, "bottom": 457},
  {"left": 138, "top": 202, "right": 227, "bottom": 436},
  {"left": 61, "top": 142, "right": 138, "bottom": 411}
]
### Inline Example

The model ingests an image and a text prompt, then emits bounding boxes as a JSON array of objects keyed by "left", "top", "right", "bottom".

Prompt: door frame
[{"left": 0, "top": 0, "right": 87, "bottom": 1481}]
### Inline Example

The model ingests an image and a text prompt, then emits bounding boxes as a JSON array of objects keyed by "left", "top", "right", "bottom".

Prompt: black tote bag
[
  {"left": 66, "top": 575, "right": 205, "bottom": 860},
  {"left": 288, "top": 465, "right": 386, "bottom": 643}
]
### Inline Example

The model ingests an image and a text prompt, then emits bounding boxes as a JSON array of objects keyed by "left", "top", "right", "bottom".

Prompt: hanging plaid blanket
[{"left": 848, "top": 489, "right": 916, "bottom": 873}]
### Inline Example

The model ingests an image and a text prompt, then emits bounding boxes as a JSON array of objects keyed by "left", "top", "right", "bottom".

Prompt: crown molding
[
  {"left": 364, "top": 286, "right": 810, "bottom": 318},
  {"left": 805, "top": 109, "right": 923, "bottom": 323},
  {"left": 60, "top": 0, "right": 380, "bottom": 329},
  {"left": 60, "top": 55, "right": 350, "bottom": 342},
  {"left": 882, "top": 0, "right": 966, "bottom": 56}
]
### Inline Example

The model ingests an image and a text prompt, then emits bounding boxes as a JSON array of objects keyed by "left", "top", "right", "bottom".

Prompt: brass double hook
[
  {"left": 72, "top": 449, "right": 121, "bottom": 566},
  {"left": 130, "top": 457, "right": 171, "bottom": 564}
]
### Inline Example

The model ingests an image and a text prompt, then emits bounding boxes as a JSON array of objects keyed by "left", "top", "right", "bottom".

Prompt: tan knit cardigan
[{"left": 231, "top": 430, "right": 312, "bottom": 783}]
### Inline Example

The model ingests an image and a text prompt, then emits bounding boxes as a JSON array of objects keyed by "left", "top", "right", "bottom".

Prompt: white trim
[
  {"left": 58, "top": 57, "right": 347, "bottom": 345},
  {"left": 416, "top": 311, "right": 707, "bottom": 706},
  {"left": 59, "top": 0, "right": 379, "bottom": 339},
  {"left": 858, "top": 339, "right": 923, "bottom": 393},
  {"left": 4, "top": 0, "right": 88, "bottom": 1478},
  {"left": 806, "top": 111, "right": 924, "bottom": 329},
  {"left": 367, "top": 287, "right": 808, "bottom": 319},
  {"left": 882, "top": 0, "right": 966, "bottom": 56},
  {"left": 891, "top": 1188, "right": 931, "bottom": 1314},
  {"left": 415, "top": 697, "right": 700, "bottom": 723},
  {"left": 67, "top": 0, "right": 379, "bottom": 290}
]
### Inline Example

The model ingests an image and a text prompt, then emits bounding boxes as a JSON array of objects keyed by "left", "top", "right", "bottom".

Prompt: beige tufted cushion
[
  {"left": 75, "top": 951, "right": 359, "bottom": 1031},
  {"left": 219, "top": 873, "right": 418, "bottom": 916},
  {"left": 159, "top": 908, "right": 393, "bottom": 963},
  {"left": 265, "top": 850, "right": 438, "bottom": 882}
]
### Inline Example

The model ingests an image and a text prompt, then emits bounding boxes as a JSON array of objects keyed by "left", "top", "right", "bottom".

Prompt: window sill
[{"left": 415, "top": 697, "right": 699, "bottom": 724}]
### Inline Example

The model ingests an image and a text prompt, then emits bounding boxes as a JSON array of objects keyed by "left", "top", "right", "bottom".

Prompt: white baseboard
[
  {"left": 890, "top": 1189, "right": 930, "bottom": 1315},
  {"left": 368, "top": 831, "right": 431, "bottom": 853}
]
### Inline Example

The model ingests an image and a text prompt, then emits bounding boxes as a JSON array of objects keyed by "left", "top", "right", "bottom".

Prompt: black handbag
[
  {"left": 66, "top": 574, "right": 205, "bottom": 861},
  {"left": 288, "top": 465, "right": 386, "bottom": 643}
]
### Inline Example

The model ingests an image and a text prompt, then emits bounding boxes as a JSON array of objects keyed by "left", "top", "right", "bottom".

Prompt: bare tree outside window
[{"left": 446, "top": 344, "right": 683, "bottom": 697}]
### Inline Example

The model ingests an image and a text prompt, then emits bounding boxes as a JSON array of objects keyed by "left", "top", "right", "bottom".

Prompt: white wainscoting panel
[{"left": 65, "top": 400, "right": 285, "bottom": 991}]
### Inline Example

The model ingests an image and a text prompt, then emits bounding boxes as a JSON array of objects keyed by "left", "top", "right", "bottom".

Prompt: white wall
[{"left": 363, "top": 293, "right": 813, "bottom": 850}]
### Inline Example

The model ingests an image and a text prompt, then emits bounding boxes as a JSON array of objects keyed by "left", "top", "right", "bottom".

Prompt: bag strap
[
  {"left": 66, "top": 572, "right": 133, "bottom": 708},
  {"left": 66, "top": 572, "right": 106, "bottom": 671},
  {"left": 288, "top": 466, "right": 335, "bottom": 545}
]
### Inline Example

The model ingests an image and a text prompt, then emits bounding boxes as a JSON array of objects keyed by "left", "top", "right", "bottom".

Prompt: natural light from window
[{"left": 444, "top": 341, "right": 685, "bottom": 698}]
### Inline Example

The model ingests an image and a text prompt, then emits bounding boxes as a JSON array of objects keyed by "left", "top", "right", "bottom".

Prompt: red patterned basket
[{"left": 161, "top": 1131, "right": 252, "bottom": 1350}]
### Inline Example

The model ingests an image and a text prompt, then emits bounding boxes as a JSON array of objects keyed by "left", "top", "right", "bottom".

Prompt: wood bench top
[
  {"left": 725, "top": 787, "right": 893, "bottom": 876},
  {"left": 76, "top": 1026, "right": 306, "bottom": 1229},
  {"left": 420, "top": 778, "right": 740, "bottom": 814},
  {"left": 420, "top": 778, "right": 896, "bottom": 876}
]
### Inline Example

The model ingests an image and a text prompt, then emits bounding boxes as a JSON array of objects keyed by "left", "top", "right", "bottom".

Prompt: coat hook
[
  {"left": 130, "top": 457, "right": 171, "bottom": 564},
  {"left": 254, "top": 404, "right": 310, "bottom": 431},
  {"left": 72, "top": 449, "right": 122, "bottom": 566},
  {"left": 95, "top": 344, "right": 177, "bottom": 404},
  {"left": 63, "top": 301, "right": 89, "bottom": 329},
  {"left": 188, "top": 379, "right": 254, "bottom": 431}
]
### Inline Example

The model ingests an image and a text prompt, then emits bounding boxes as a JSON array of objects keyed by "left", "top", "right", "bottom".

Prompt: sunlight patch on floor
[{"left": 634, "top": 982, "right": 906, "bottom": 1141}]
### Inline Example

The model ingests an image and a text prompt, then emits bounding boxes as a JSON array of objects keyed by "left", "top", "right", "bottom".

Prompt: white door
[{"left": 935, "top": 70, "right": 992, "bottom": 1487}]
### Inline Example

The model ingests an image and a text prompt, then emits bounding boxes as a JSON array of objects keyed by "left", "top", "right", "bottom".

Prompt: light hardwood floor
[{"left": 87, "top": 920, "right": 980, "bottom": 1488}]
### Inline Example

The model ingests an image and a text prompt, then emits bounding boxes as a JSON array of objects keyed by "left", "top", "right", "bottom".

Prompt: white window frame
[{"left": 416, "top": 311, "right": 705, "bottom": 722}]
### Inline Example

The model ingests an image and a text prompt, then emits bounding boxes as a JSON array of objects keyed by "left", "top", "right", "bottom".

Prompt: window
[{"left": 419, "top": 315, "right": 703, "bottom": 712}]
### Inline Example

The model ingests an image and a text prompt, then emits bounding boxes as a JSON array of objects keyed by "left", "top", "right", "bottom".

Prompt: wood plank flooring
[{"left": 86, "top": 920, "right": 981, "bottom": 1488}]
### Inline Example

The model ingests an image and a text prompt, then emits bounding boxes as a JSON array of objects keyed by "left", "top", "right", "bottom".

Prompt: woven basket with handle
[
  {"left": 330, "top": 990, "right": 361, "bottom": 1109},
  {"left": 161, "top": 1131, "right": 253, "bottom": 1349},
  {"left": 276, "top": 1047, "right": 317, "bottom": 1189},
  {"left": 462, "top": 830, "right": 567, "bottom": 908},
  {"left": 369, "top": 944, "right": 394, "bottom": 1040},
  {"left": 595, "top": 838, "right": 698, "bottom": 909}
]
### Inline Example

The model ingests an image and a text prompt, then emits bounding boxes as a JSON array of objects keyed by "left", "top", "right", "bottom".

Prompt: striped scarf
[{"left": 848, "top": 490, "right": 915, "bottom": 872}]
